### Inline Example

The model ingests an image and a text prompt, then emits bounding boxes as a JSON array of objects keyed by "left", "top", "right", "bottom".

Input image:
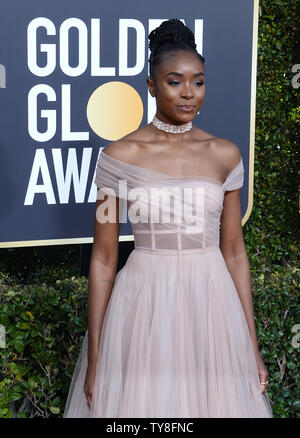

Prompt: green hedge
[
  {"left": 243, "top": 0, "right": 300, "bottom": 417},
  {"left": 0, "top": 274, "right": 88, "bottom": 418},
  {"left": 0, "top": 0, "right": 299, "bottom": 418},
  {"left": 0, "top": 264, "right": 299, "bottom": 418}
]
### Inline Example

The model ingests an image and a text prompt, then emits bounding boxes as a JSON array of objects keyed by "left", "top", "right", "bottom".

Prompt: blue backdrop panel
[{"left": 0, "top": 0, "right": 256, "bottom": 246}]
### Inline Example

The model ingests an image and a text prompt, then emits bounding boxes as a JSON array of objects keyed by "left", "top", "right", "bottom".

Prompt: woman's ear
[{"left": 146, "top": 77, "right": 155, "bottom": 97}]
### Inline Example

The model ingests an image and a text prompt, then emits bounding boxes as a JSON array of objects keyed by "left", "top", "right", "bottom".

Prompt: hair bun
[{"left": 148, "top": 18, "right": 197, "bottom": 53}]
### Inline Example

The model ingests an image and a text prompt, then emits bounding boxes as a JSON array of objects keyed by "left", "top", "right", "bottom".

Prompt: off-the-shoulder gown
[{"left": 63, "top": 148, "right": 273, "bottom": 418}]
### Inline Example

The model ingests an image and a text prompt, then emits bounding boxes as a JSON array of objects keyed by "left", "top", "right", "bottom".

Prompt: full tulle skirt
[{"left": 63, "top": 247, "right": 273, "bottom": 418}]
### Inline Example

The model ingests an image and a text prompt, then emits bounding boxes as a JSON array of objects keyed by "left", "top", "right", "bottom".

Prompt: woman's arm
[
  {"left": 220, "top": 186, "right": 269, "bottom": 393},
  {"left": 87, "top": 190, "right": 121, "bottom": 366},
  {"left": 84, "top": 189, "right": 122, "bottom": 408},
  {"left": 219, "top": 188, "right": 260, "bottom": 355}
]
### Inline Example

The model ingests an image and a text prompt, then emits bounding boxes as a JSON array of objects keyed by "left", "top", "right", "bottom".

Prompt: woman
[{"left": 64, "top": 18, "right": 273, "bottom": 418}]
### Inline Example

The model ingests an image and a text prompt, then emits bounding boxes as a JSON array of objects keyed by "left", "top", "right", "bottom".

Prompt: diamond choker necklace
[{"left": 151, "top": 115, "right": 192, "bottom": 134}]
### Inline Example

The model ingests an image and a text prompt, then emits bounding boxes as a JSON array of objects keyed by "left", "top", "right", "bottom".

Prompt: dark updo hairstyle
[{"left": 148, "top": 18, "right": 205, "bottom": 80}]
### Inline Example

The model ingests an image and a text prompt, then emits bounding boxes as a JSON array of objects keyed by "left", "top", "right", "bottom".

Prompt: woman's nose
[{"left": 180, "top": 84, "right": 194, "bottom": 98}]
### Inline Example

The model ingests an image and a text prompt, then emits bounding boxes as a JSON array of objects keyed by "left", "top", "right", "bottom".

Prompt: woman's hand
[
  {"left": 255, "top": 352, "right": 269, "bottom": 394},
  {"left": 84, "top": 364, "right": 97, "bottom": 409}
]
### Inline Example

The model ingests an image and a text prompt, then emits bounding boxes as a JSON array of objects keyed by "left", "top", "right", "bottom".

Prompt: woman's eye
[{"left": 167, "top": 81, "right": 204, "bottom": 86}]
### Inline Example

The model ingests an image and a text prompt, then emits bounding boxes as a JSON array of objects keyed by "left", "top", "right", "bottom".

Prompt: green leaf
[
  {"left": 17, "top": 412, "right": 27, "bottom": 418},
  {"left": 11, "top": 392, "right": 23, "bottom": 401},
  {"left": 15, "top": 340, "right": 24, "bottom": 353},
  {"left": 16, "top": 322, "right": 30, "bottom": 330},
  {"left": 49, "top": 406, "right": 60, "bottom": 415}
]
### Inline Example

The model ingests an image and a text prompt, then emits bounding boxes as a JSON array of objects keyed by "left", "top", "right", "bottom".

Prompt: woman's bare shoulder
[
  {"left": 210, "top": 136, "right": 242, "bottom": 172},
  {"left": 101, "top": 125, "right": 151, "bottom": 162},
  {"left": 191, "top": 126, "right": 241, "bottom": 170},
  {"left": 101, "top": 142, "right": 136, "bottom": 165}
]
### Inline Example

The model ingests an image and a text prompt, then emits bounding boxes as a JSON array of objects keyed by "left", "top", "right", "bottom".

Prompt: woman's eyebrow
[{"left": 166, "top": 71, "right": 205, "bottom": 77}]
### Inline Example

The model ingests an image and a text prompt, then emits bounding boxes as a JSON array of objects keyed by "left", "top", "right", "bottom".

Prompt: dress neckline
[{"left": 100, "top": 149, "right": 243, "bottom": 188}]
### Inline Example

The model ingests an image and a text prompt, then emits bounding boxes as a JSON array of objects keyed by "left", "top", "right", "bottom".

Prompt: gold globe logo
[{"left": 87, "top": 81, "right": 144, "bottom": 141}]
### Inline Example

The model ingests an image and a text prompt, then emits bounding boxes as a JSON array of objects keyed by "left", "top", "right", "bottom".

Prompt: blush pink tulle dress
[{"left": 63, "top": 148, "right": 273, "bottom": 418}]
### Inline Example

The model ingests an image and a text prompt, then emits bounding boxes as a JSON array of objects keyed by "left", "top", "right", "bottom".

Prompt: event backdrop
[{"left": 0, "top": 0, "right": 258, "bottom": 247}]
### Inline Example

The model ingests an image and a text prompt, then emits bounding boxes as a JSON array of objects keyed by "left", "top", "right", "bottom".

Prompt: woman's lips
[{"left": 176, "top": 105, "right": 195, "bottom": 112}]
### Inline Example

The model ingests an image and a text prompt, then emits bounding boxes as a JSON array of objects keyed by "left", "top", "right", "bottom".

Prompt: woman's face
[{"left": 147, "top": 50, "right": 206, "bottom": 125}]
